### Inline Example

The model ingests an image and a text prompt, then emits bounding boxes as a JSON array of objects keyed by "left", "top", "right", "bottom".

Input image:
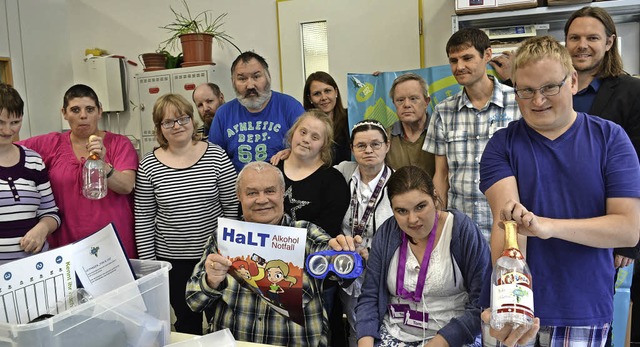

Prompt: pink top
[{"left": 19, "top": 132, "right": 139, "bottom": 258}]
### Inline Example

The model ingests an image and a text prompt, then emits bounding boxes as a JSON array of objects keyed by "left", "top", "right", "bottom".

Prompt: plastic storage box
[{"left": 0, "top": 259, "right": 172, "bottom": 347}]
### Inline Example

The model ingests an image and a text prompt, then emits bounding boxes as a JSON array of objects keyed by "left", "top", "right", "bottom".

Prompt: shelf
[{"left": 453, "top": 0, "right": 640, "bottom": 31}]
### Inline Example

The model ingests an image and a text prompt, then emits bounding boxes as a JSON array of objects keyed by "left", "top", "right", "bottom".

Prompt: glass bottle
[
  {"left": 82, "top": 151, "right": 107, "bottom": 200},
  {"left": 490, "top": 220, "right": 534, "bottom": 330}
]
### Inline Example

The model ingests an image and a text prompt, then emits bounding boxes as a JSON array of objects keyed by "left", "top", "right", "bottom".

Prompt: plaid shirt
[
  {"left": 186, "top": 214, "right": 331, "bottom": 346},
  {"left": 423, "top": 76, "right": 520, "bottom": 240}
]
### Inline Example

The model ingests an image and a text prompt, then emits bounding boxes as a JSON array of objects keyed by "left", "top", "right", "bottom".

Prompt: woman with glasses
[
  {"left": 19, "top": 84, "right": 138, "bottom": 258},
  {"left": 334, "top": 119, "right": 394, "bottom": 347},
  {"left": 356, "top": 165, "right": 490, "bottom": 347},
  {"left": 134, "top": 93, "right": 238, "bottom": 335}
]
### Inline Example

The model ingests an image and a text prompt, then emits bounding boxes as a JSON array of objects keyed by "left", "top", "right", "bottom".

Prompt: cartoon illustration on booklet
[{"left": 217, "top": 218, "right": 307, "bottom": 326}]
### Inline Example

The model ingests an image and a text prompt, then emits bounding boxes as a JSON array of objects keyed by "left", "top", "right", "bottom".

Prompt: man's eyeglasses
[
  {"left": 393, "top": 96, "right": 423, "bottom": 106},
  {"left": 160, "top": 115, "right": 191, "bottom": 129},
  {"left": 353, "top": 141, "right": 384, "bottom": 152},
  {"left": 514, "top": 75, "right": 569, "bottom": 99}
]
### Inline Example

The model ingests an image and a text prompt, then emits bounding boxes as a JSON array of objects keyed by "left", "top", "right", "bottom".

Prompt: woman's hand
[
  {"left": 20, "top": 227, "right": 48, "bottom": 253},
  {"left": 87, "top": 134, "right": 106, "bottom": 158},
  {"left": 270, "top": 148, "right": 291, "bottom": 166},
  {"left": 20, "top": 216, "right": 57, "bottom": 253}
]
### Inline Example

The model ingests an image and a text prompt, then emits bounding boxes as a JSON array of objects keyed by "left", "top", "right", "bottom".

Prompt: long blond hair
[
  {"left": 285, "top": 109, "right": 334, "bottom": 166},
  {"left": 265, "top": 259, "right": 297, "bottom": 287}
]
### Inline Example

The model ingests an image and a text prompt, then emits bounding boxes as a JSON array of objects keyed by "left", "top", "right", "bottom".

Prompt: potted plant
[
  {"left": 139, "top": 52, "right": 166, "bottom": 72},
  {"left": 159, "top": 0, "right": 241, "bottom": 68}
]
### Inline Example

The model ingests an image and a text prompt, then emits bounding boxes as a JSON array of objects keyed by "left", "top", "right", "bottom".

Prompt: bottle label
[
  {"left": 491, "top": 281, "right": 534, "bottom": 318},
  {"left": 498, "top": 271, "right": 531, "bottom": 286}
]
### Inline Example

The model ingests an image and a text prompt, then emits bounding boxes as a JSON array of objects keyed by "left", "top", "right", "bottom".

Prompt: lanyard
[
  {"left": 396, "top": 213, "right": 438, "bottom": 302},
  {"left": 350, "top": 166, "right": 390, "bottom": 237}
]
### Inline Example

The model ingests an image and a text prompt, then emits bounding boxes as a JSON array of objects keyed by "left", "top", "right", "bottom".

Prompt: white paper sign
[
  {"left": 73, "top": 223, "right": 136, "bottom": 297},
  {"left": 0, "top": 243, "right": 76, "bottom": 324}
]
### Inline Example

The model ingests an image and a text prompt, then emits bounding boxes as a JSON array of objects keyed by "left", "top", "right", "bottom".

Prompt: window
[
  {"left": 0, "top": 58, "right": 12, "bottom": 85},
  {"left": 301, "top": 21, "right": 329, "bottom": 81}
]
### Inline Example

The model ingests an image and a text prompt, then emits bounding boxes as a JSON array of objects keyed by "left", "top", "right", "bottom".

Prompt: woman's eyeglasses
[
  {"left": 160, "top": 115, "right": 191, "bottom": 129},
  {"left": 353, "top": 141, "right": 384, "bottom": 152}
]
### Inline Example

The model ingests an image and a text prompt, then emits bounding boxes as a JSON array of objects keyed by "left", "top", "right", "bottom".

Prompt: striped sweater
[
  {"left": 134, "top": 143, "right": 238, "bottom": 260},
  {"left": 0, "top": 145, "right": 60, "bottom": 263}
]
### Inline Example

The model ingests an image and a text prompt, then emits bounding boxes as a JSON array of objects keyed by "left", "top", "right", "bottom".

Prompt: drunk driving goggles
[{"left": 305, "top": 250, "right": 364, "bottom": 280}]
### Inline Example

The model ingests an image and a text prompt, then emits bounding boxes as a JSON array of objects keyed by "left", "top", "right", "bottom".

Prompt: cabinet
[
  {"left": 451, "top": 0, "right": 640, "bottom": 73},
  {"left": 134, "top": 65, "right": 231, "bottom": 156}
]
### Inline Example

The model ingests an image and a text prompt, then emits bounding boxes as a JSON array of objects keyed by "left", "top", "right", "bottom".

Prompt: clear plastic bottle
[
  {"left": 82, "top": 149, "right": 107, "bottom": 200},
  {"left": 490, "top": 220, "right": 534, "bottom": 330}
]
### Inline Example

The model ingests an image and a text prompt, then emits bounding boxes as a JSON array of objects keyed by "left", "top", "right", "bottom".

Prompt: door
[{"left": 277, "top": 0, "right": 422, "bottom": 105}]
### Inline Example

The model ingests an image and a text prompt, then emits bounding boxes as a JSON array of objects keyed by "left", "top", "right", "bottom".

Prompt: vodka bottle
[
  {"left": 490, "top": 220, "right": 534, "bottom": 330},
  {"left": 82, "top": 136, "right": 107, "bottom": 200}
]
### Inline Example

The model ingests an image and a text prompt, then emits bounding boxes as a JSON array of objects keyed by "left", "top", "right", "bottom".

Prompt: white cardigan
[{"left": 334, "top": 161, "right": 394, "bottom": 246}]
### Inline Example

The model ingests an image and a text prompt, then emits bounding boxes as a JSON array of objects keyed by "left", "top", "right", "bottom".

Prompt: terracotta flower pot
[
  {"left": 180, "top": 33, "right": 216, "bottom": 67},
  {"left": 139, "top": 53, "right": 166, "bottom": 72}
]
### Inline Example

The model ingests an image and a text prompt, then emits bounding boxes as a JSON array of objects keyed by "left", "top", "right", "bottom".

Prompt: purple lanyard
[
  {"left": 396, "top": 213, "right": 438, "bottom": 302},
  {"left": 350, "top": 166, "right": 390, "bottom": 237}
]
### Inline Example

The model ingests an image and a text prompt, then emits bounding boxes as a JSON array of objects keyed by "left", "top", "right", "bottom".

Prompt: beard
[
  {"left": 200, "top": 111, "right": 214, "bottom": 128},
  {"left": 235, "top": 80, "right": 272, "bottom": 111}
]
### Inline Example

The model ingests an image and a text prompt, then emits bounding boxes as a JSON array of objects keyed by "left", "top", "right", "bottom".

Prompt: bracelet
[{"left": 106, "top": 164, "right": 116, "bottom": 178}]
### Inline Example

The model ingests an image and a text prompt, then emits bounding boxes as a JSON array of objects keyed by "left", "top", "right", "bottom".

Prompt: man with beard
[
  {"left": 209, "top": 52, "right": 305, "bottom": 172},
  {"left": 193, "top": 82, "right": 225, "bottom": 141},
  {"left": 423, "top": 28, "right": 521, "bottom": 242}
]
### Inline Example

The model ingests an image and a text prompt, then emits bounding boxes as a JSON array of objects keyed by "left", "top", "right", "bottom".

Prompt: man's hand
[
  {"left": 205, "top": 253, "right": 232, "bottom": 290},
  {"left": 329, "top": 234, "right": 363, "bottom": 253},
  {"left": 500, "top": 199, "right": 553, "bottom": 239},
  {"left": 614, "top": 254, "right": 634, "bottom": 268},
  {"left": 481, "top": 309, "right": 540, "bottom": 347},
  {"left": 489, "top": 51, "right": 514, "bottom": 82}
]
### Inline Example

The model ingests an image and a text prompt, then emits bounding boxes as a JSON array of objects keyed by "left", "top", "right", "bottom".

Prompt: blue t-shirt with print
[
  {"left": 480, "top": 113, "right": 640, "bottom": 326},
  {"left": 209, "top": 91, "right": 304, "bottom": 172}
]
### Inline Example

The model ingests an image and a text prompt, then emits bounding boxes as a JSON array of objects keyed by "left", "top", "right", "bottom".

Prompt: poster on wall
[{"left": 346, "top": 64, "right": 498, "bottom": 130}]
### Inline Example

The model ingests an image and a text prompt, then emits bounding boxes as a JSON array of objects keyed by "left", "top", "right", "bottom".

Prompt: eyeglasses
[
  {"left": 514, "top": 75, "right": 568, "bottom": 99},
  {"left": 393, "top": 96, "right": 423, "bottom": 106},
  {"left": 353, "top": 141, "right": 384, "bottom": 152},
  {"left": 160, "top": 115, "right": 191, "bottom": 129},
  {"left": 306, "top": 250, "right": 364, "bottom": 280}
]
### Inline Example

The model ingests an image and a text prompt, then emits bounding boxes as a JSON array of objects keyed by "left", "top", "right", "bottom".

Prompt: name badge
[
  {"left": 404, "top": 309, "right": 429, "bottom": 329},
  {"left": 388, "top": 303, "right": 410, "bottom": 324}
]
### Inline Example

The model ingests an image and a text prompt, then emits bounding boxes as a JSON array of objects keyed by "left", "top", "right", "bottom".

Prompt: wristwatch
[{"left": 106, "top": 163, "right": 115, "bottom": 178}]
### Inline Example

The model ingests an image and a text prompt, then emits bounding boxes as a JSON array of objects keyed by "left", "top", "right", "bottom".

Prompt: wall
[
  {"left": 2, "top": 0, "right": 74, "bottom": 138},
  {"left": 424, "top": 0, "right": 455, "bottom": 66},
  {"left": 3, "top": 0, "right": 453, "bottom": 138},
  {"left": 64, "top": 0, "right": 453, "bottom": 141},
  {"left": 66, "top": 0, "right": 279, "bottom": 141}
]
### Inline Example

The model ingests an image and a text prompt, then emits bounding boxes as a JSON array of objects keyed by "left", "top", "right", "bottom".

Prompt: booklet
[
  {"left": 216, "top": 217, "right": 307, "bottom": 326},
  {"left": 0, "top": 223, "right": 135, "bottom": 324},
  {"left": 73, "top": 223, "right": 136, "bottom": 297}
]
